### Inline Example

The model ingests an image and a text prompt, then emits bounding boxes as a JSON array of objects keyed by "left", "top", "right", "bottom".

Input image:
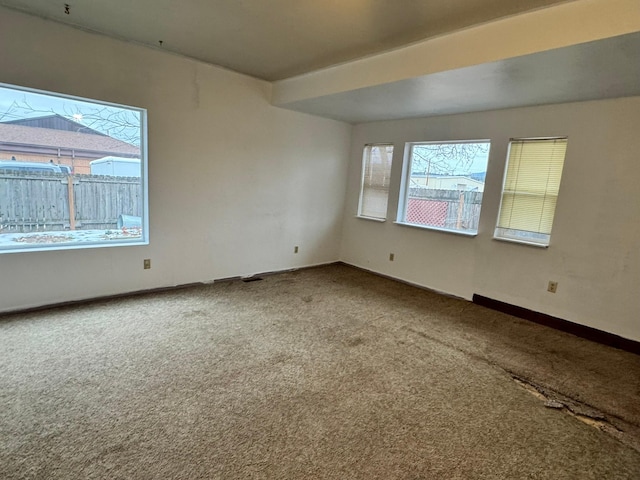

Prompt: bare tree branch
[
  {"left": 1, "top": 99, "right": 141, "bottom": 146},
  {"left": 411, "top": 143, "right": 488, "bottom": 176}
]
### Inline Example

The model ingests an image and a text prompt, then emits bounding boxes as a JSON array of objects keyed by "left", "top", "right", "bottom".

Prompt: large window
[
  {"left": 495, "top": 137, "right": 567, "bottom": 247},
  {"left": 357, "top": 144, "right": 394, "bottom": 220},
  {"left": 398, "top": 141, "right": 490, "bottom": 235},
  {"left": 0, "top": 83, "right": 148, "bottom": 253}
]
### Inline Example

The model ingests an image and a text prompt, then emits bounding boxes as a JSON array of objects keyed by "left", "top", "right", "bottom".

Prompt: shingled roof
[
  {"left": 0, "top": 122, "right": 139, "bottom": 156},
  {"left": 3, "top": 114, "right": 107, "bottom": 136}
]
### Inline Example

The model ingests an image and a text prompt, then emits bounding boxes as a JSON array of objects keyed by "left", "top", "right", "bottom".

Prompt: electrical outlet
[
  {"left": 294, "top": 246, "right": 299, "bottom": 254},
  {"left": 547, "top": 281, "right": 557, "bottom": 293},
  {"left": 143, "top": 259, "right": 151, "bottom": 270},
  {"left": 389, "top": 253, "right": 395, "bottom": 261}
]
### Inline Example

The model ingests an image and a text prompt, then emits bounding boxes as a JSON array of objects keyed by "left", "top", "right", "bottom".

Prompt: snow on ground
[{"left": 0, "top": 228, "right": 142, "bottom": 246}]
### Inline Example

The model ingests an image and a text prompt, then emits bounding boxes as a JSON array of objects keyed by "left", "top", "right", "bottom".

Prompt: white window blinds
[
  {"left": 495, "top": 138, "right": 567, "bottom": 246},
  {"left": 358, "top": 144, "right": 394, "bottom": 220}
]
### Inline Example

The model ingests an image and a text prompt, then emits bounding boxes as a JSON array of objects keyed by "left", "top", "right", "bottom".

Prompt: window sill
[
  {"left": 0, "top": 238, "right": 148, "bottom": 255},
  {"left": 356, "top": 215, "right": 386, "bottom": 223},
  {"left": 393, "top": 221, "right": 477, "bottom": 237},
  {"left": 492, "top": 236, "right": 548, "bottom": 248}
]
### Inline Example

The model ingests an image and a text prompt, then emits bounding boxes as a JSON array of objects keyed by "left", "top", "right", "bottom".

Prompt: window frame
[
  {"left": 396, "top": 139, "right": 491, "bottom": 236},
  {"left": 493, "top": 136, "right": 568, "bottom": 248},
  {"left": 0, "top": 82, "right": 149, "bottom": 254},
  {"left": 356, "top": 143, "right": 394, "bottom": 222}
]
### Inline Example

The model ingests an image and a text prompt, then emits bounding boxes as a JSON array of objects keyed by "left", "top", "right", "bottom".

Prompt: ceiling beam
[{"left": 272, "top": 0, "right": 640, "bottom": 107}]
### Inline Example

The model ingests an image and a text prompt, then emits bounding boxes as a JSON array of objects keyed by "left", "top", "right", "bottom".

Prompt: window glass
[
  {"left": 358, "top": 144, "right": 394, "bottom": 220},
  {"left": 0, "top": 83, "right": 148, "bottom": 253},
  {"left": 399, "top": 141, "right": 490, "bottom": 234}
]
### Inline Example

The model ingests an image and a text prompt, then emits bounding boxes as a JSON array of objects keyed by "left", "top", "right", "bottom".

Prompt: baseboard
[
  {"left": 0, "top": 282, "right": 204, "bottom": 318},
  {"left": 472, "top": 294, "right": 640, "bottom": 356},
  {"left": 0, "top": 261, "right": 342, "bottom": 318},
  {"left": 338, "top": 262, "right": 638, "bottom": 355},
  {"left": 9, "top": 263, "right": 635, "bottom": 357}
]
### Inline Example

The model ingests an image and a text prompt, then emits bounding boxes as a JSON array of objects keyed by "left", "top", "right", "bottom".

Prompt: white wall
[
  {"left": 341, "top": 98, "right": 640, "bottom": 342},
  {"left": 0, "top": 8, "right": 352, "bottom": 311},
  {"left": 2, "top": 8, "right": 638, "bottom": 344}
]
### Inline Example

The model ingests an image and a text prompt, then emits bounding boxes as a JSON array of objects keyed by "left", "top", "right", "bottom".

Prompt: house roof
[
  {"left": 0, "top": 123, "right": 139, "bottom": 156},
  {"left": 4, "top": 114, "right": 107, "bottom": 136}
]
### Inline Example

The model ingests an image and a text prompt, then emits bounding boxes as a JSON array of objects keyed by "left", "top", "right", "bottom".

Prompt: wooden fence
[
  {"left": 407, "top": 187, "right": 483, "bottom": 231},
  {"left": 0, "top": 170, "right": 142, "bottom": 233}
]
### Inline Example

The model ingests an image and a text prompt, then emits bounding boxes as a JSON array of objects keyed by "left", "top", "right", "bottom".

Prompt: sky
[{"left": 412, "top": 142, "right": 491, "bottom": 175}]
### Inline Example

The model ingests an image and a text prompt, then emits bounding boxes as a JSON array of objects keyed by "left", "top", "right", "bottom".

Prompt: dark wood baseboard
[
  {"left": 0, "top": 282, "right": 205, "bottom": 318},
  {"left": 472, "top": 294, "right": 640, "bottom": 356},
  {"left": 0, "top": 262, "right": 340, "bottom": 318}
]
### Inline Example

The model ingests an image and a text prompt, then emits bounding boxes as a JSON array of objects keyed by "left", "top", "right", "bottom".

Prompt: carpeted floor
[{"left": 1, "top": 263, "right": 639, "bottom": 479}]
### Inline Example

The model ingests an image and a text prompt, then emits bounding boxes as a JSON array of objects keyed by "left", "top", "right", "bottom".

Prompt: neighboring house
[
  {"left": 3, "top": 114, "right": 108, "bottom": 135},
  {"left": 409, "top": 174, "right": 485, "bottom": 192},
  {"left": 0, "top": 115, "right": 139, "bottom": 174}
]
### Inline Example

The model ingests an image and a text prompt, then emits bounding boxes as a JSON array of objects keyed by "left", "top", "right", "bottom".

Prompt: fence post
[
  {"left": 66, "top": 174, "right": 76, "bottom": 230},
  {"left": 456, "top": 191, "right": 464, "bottom": 229}
]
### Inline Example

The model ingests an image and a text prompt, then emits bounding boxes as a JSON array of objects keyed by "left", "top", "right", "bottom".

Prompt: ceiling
[
  {"left": 1, "top": 0, "right": 638, "bottom": 124},
  {"left": 0, "top": 0, "right": 571, "bottom": 81}
]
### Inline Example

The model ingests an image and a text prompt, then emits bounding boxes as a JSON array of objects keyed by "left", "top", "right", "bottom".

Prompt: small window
[
  {"left": 357, "top": 144, "right": 394, "bottom": 220},
  {"left": 398, "top": 141, "right": 490, "bottom": 235},
  {"left": 494, "top": 137, "right": 568, "bottom": 247},
  {"left": 0, "top": 83, "right": 148, "bottom": 253}
]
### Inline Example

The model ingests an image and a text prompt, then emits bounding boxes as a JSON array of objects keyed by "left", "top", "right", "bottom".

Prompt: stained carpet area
[{"left": 1, "top": 264, "right": 639, "bottom": 479}]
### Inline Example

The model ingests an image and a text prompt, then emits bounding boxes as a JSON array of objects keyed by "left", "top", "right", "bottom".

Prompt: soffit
[
  {"left": 276, "top": 32, "right": 640, "bottom": 123},
  {"left": 0, "top": 0, "right": 571, "bottom": 81}
]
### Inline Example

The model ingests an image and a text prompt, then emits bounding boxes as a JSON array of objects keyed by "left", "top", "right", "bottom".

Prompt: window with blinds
[
  {"left": 358, "top": 144, "right": 394, "bottom": 220},
  {"left": 495, "top": 137, "right": 568, "bottom": 246}
]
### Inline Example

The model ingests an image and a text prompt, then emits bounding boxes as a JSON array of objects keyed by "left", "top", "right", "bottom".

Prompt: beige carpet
[{"left": 1, "top": 263, "right": 639, "bottom": 479}]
